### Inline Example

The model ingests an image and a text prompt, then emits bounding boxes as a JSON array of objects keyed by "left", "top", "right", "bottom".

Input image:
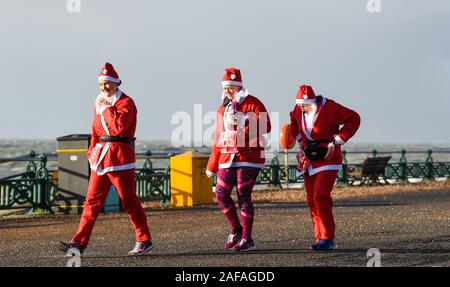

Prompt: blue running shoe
[
  {"left": 310, "top": 241, "right": 321, "bottom": 251},
  {"left": 317, "top": 239, "right": 336, "bottom": 251}
]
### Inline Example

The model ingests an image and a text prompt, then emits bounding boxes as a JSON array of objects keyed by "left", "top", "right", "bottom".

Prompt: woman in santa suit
[
  {"left": 206, "top": 67, "right": 271, "bottom": 252},
  {"left": 59, "top": 63, "right": 153, "bottom": 256},
  {"left": 290, "top": 85, "right": 360, "bottom": 251}
]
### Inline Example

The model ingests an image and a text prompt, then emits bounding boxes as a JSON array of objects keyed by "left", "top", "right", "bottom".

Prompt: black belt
[
  {"left": 302, "top": 139, "right": 333, "bottom": 161},
  {"left": 99, "top": 136, "right": 134, "bottom": 144}
]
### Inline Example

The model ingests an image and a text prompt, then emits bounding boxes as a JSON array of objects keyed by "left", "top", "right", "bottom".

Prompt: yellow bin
[{"left": 170, "top": 151, "right": 213, "bottom": 207}]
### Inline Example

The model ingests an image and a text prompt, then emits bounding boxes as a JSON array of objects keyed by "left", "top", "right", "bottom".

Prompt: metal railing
[
  {"left": 1, "top": 148, "right": 449, "bottom": 213},
  {"left": 0, "top": 152, "right": 57, "bottom": 212},
  {"left": 0, "top": 151, "right": 175, "bottom": 212},
  {"left": 134, "top": 152, "right": 174, "bottom": 206},
  {"left": 211, "top": 149, "right": 450, "bottom": 186}
]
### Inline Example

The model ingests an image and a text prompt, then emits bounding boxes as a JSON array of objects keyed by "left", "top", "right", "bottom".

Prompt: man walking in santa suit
[
  {"left": 59, "top": 63, "right": 153, "bottom": 256},
  {"left": 290, "top": 85, "right": 360, "bottom": 251},
  {"left": 206, "top": 67, "right": 271, "bottom": 252}
]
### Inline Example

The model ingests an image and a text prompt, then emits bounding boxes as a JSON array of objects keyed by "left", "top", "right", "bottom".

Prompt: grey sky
[{"left": 1, "top": 0, "right": 449, "bottom": 143}]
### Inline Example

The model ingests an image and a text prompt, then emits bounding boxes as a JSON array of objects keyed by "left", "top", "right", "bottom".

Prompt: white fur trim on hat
[
  {"left": 296, "top": 98, "right": 316, "bottom": 105},
  {"left": 222, "top": 80, "right": 243, "bottom": 87},
  {"left": 98, "top": 75, "right": 121, "bottom": 83}
]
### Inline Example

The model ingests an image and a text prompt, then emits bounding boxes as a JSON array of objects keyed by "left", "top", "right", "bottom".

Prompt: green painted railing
[
  {"left": 339, "top": 149, "right": 450, "bottom": 184},
  {"left": 1, "top": 149, "right": 449, "bottom": 213},
  {"left": 0, "top": 152, "right": 57, "bottom": 213},
  {"left": 135, "top": 157, "right": 171, "bottom": 206},
  {"left": 211, "top": 149, "right": 450, "bottom": 186},
  {"left": 0, "top": 151, "right": 172, "bottom": 213}
]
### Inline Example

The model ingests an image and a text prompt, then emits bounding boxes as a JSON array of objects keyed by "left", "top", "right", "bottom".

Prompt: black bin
[{"left": 56, "top": 134, "right": 91, "bottom": 214}]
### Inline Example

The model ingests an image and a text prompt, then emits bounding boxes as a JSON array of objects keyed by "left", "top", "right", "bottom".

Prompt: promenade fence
[{"left": 1, "top": 149, "right": 449, "bottom": 213}]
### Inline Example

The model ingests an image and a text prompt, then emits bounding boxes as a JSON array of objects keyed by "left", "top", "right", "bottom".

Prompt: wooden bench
[{"left": 347, "top": 156, "right": 392, "bottom": 185}]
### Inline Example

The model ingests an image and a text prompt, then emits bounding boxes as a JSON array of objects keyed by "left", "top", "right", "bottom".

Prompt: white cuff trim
[
  {"left": 334, "top": 134, "right": 346, "bottom": 145},
  {"left": 206, "top": 170, "right": 217, "bottom": 177}
]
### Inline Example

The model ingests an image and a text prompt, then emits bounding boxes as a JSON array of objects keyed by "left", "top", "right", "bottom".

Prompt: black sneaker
[
  {"left": 128, "top": 240, "right": 154, "bottom": 256},
  {"left": 58, "top": 241, "right": 85, "bottom": 256}
]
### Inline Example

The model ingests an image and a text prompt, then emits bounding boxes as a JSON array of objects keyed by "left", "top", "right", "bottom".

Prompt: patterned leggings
[{"left": 215, "top": 167, "right": 260, "bottom": 240}]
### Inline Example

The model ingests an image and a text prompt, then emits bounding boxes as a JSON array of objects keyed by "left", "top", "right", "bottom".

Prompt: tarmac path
[{"left": 0, "top": 184, "right": 449, "bottom": 267}]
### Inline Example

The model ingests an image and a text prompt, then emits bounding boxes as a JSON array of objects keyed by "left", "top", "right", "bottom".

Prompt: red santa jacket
[
  {"left": 87, "top": 90, "right": 136, "bottom": 175},
  {"left": 206, "top": 90, "right": 271, "bottom": 175},
  {"left": 290, "top": 96, "right": 360, "bottom": 175}
]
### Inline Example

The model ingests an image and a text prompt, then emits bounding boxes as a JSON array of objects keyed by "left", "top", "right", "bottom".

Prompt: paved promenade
[{"left": 0, "top": 182, "right": 449, "bottom": 267}]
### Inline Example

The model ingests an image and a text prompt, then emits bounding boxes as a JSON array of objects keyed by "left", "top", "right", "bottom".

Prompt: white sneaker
[{"left": 127, "top": 240, "right": 154, "bottom": 256}]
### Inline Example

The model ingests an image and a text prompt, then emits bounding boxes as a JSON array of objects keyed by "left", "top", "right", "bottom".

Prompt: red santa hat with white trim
[
  {"left": 222, "top": 67, "right": 243, "bottom": 87},
  {"left": 98, "top": 62, "right": 121, "bottom": 84},
  {"left": 295, "top": 85, "right": 316, "bottom": 105}
]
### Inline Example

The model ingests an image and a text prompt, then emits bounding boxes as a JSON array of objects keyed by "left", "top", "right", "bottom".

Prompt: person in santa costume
[
  {"left": 290, "top": 85, "right": 360, "bottom": 251},
  {"left": 59, "top": 63, "right": 153, "bottom": 256},
  {"left": 206, "top": 67, "right": 271, "bottom": 252}
]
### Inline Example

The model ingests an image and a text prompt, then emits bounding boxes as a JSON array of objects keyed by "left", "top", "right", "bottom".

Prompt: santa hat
[
  {"left": 295, "top": 85, "right": 316, "bottom": 105},
  {"left": 222, "top": 67, "right": 243, "bottom": 87},
  {"left": 98, "top": 62, "right": 121, "bottom": 84}
]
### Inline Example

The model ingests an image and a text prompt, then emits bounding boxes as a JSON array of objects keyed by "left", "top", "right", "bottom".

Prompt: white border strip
[
  {"left": 296, "top": 99, "right": 315, "bottom": 105},
  {"left": 91, "top": 162, "right": 136, "bottom": 175},
  {"left": 222, "top": 80, "right": 243, "bottom": 87},
  {"left": 229, "top": 161, "right": 265, "bottom": 169},
  {"left": 307, "top": 164, "right": 342, "bottom": 175},
  {"left": 98, "top": 75, "right": 120, "bottom": 83}
]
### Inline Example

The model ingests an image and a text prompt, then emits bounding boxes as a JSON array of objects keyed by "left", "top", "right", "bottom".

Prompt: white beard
[
  {"left": 304, "top": 103, "right": 318, "bottom": 131},
  {"left": 220, "top": 88, "right": 249, "bottom": 103}
]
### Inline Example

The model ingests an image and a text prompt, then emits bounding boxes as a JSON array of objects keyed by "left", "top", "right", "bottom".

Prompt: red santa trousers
[
  {"left": 72, "top": 169, "right": 151, "bottom": 247},
  {"left": 304, "top": 170, "right": 338, "bottom": 242}
]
